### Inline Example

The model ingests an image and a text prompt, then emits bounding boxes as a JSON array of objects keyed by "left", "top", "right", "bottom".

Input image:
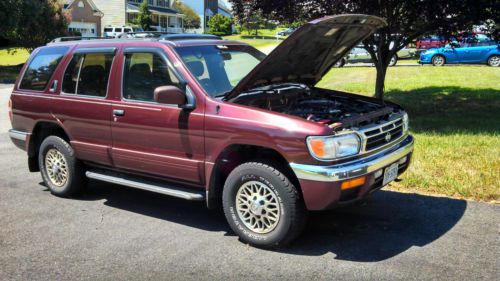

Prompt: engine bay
[{"left": 229, "top": 83, "right": 401, "bottom": 130}]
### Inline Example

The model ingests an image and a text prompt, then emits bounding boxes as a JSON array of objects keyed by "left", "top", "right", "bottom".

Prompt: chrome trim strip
[
  {"left": 290, "top": 135, "right": 414, "bottom": 182},
  {"left": 9, "top": 129, "right": 30, "bottom": 141}
]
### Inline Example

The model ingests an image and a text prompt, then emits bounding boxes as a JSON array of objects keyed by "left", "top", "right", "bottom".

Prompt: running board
[{"left": 85, "top": 171, "right": 205, "bottom": 201}]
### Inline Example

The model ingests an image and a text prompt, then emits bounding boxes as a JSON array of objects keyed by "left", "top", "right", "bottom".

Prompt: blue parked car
[{"left": 419, "top": 42, "right": 500, "bottom": 66}]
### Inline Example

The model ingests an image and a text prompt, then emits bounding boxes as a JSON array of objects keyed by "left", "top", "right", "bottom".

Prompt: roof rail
[{"left": 49, "top": 36, "right": 109, "bottom": 43}]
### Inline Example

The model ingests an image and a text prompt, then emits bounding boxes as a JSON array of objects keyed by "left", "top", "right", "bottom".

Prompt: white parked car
[{"left": 103, "top": 26, "right": 143, "bottom": 38}]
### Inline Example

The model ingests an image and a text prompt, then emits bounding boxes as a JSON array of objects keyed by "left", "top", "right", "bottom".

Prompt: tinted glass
[
  {"left": 175, "top": 45, "right": 265, "bottom": 97},
  {"left": 19, "top": 47, "right": 68, "bottom": 91},
  {"left": 104, "top": 28, "right": 112, "bottom": 32},
  {"left": 124, "top": 28, "right": 132, "bottom": 32},
  {"left": 123, "top": 52, "right": 180, "bottom": 102},
  {"left": 62, "top": 53, "right": 114, "bottom": 97},
  {"left": 115, "top": 28, "right": 122, "bottom": 32}
]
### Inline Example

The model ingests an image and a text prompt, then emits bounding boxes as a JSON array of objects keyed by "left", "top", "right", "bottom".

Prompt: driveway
[{"left": 0, "top": 85, "right": 498, "bottom": 280}]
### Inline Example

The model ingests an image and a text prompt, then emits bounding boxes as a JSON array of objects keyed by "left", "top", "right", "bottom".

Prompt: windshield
[{"left": 175, "top": 45, "right": 265, "bottom": 97}]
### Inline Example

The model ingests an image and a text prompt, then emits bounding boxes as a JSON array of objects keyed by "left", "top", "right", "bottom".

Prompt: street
[{"left": 0, "top": 85, "right": 498, "bottom": 280}]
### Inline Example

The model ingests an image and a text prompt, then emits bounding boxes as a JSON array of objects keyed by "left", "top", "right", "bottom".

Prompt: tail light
[{"left": 8, "top": 98, "right": 12, "bottom": 122}]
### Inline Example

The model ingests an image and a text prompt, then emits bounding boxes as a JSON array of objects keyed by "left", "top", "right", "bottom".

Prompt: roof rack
[{"left": 50, "top": 36, "right": 109, "bottom": 43}]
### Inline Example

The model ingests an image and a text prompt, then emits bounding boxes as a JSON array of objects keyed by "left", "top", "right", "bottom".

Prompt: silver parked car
[{"left": 335, "top": 44, "right": 416, "bottom": 67}]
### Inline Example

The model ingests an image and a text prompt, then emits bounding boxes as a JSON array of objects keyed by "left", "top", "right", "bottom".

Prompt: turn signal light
[
  {"left": 341, "top": 176, "right": 366, "bottom": 190},
  {"left": 308, "top": 138, "right": 325, "bottom": 157}
]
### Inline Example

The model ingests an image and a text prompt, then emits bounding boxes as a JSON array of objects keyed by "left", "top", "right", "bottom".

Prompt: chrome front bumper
[{"left": 290, "top": 135, "right": 414, "bottom": 182}]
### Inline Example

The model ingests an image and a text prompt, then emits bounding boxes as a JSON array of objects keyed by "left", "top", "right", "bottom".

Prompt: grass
[
  {"left": 0, "top": 48, "right": 29, "bottom": 66},
  {"left": 0, "top": 48, "right": 29, "bottom": 82},
  {"left": 318, "top": 66, "right": 500, "bottom": 202}
]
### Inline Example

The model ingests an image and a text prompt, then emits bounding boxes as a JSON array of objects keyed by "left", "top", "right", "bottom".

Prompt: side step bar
[{"left": 86, "top": 171, "right": 205, "bottom": 201}]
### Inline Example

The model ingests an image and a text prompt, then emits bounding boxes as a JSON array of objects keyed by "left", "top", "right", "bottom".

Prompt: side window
[
  {"left": 123, "top": 52, "right": 180, "bottom": 102},
  {"left": 115, "top": 28, "right": 123, "bottom": 33},
  {"left": 124, "top": 28, "right": 132, "bottom": 32},
  {"left": 62, "top": 53, "right": 114, "bottom": 97},
  {"left": 19, "top": 47, "right": 68, "bottom": 91}
]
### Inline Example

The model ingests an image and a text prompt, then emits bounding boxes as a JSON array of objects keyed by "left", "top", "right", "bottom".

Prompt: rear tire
[
  {"left": 38, "top": 136, "right": 86, "bottom": 197},
  {"left": 222, "top": 162, "right": 307, "bottom": 248},
  {"left": 432, "top": 55, "right": 445, "bottom": 66},
  {"left": 487, "top": 55, "right": 499, "bottom": 67}
]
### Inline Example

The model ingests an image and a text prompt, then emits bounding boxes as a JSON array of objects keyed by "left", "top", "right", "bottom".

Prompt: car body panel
[{"left": 228, "top": 14, "right": 387, "bottom": 98}]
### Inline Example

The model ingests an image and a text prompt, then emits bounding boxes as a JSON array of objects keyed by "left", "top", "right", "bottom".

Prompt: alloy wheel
[
  {"left": 235, "top": 180, "right": 281, "bottom": 234},
  {"left": 45, "top": 148, "right": 69, "bottom": 187}
]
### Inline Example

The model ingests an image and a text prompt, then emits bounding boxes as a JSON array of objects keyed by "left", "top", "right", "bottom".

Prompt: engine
[{"left": 230, "top": 83, "right": 398, "bottom": 129}]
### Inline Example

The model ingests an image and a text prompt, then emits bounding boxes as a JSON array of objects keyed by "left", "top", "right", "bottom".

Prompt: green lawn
[
  {"left": 318, "top": 66, "right": 500, "bottom": 202},
  {"left": 0, "top": 48, "right": 29, "bottom": 82},
  {"left": 0, "top": 48, "right": 29, "bottom": 66}
]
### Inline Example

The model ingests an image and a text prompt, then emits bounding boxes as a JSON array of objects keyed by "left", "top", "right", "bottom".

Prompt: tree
[
  {"left": 136, "top": 0, "right": 153, "bottom": 31},
  {"left": 0, "top": 0, "right": 69, "bottom": 53},
  {"left": 173, "top": 1, "right": 200, "bottom": 29},
  {"left": 230, "top": 0, "right": 497, "bottom": 99},
  {"left": 208, "top": 14, "right": 233, "bottom": 35}
]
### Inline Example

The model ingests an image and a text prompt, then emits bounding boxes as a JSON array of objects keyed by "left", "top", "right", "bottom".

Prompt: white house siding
[{"left": 93, "top": 0, "right": 126, "bottom": 33}]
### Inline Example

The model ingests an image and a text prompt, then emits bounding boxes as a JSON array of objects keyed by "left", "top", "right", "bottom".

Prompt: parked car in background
[
  {"left": 276, "top": 27, "right": 296, "bottom": 37},
  {"left": 419, "top": 41, "right": 500, "bottom": 66},
  {"left": 416, "top": 35, "right": 449, "bottom": 54},
  {"left": 103, "top": 26, "right": 143, "bottom": 38},
  {"left": 334, "top": 44, "right": 416, "bottom": 67},
  {"left": 9, "top": 15, "right": 414, "bottom": 248}
]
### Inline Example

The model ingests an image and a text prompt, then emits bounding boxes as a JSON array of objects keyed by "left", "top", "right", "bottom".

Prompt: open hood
[{"left": 227, "top": 14, "right": 386, "bottom": 100}]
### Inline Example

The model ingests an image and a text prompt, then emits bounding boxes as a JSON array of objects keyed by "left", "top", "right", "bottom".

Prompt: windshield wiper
[{"left": 214, "top": 91, "right": 231, "bottom": 99}]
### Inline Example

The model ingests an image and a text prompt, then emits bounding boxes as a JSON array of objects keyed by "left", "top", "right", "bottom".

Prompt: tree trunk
[{"left": 374, "top": 61, "right": 388, "bottom": 100}]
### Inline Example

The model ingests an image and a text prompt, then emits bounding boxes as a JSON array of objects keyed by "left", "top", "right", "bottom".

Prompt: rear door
[
  {"left": 110, "top": 47, "right": 205, "bottom": 184},
  {"left": 52, "top": 47, "right": 117, "bottom": 166}
]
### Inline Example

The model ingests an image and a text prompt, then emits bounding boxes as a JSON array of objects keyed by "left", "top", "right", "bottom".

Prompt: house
[
  {"left": 181, "top": 0, "right": 232, "bottom": 33},
  {"left": 92, "top": 0, "right": 184, "bottom": 34},
  {"left": 64, "top": 0, "right": 104, "bottom": 37}
]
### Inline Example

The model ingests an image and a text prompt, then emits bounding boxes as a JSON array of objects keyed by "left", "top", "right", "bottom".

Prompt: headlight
[
  {"left": 402, "top": 112, "right": 409, "bottom": 133},
  {"left": 307, "top": 133, "right": 361, "bottom": 160}
]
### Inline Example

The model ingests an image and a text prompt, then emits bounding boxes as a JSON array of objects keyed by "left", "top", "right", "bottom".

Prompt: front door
[{"left": 110, "top": 48, "right": 205, "bottom": 184}]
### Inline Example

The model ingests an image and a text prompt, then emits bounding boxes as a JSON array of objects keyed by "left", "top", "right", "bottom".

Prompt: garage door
[{"left": 68, "top": 22, "right": 97, "bottom": 37}]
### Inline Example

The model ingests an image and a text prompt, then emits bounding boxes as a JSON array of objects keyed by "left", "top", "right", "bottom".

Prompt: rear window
[
  {"left": 62, "top": 53, "right": 114, "bottom": 97},
  {"left": 104, "top": 28, "right": 113, "bottom": 32},
  {"left": 19, "top": 47, "right": 68, "bottom": 91}
]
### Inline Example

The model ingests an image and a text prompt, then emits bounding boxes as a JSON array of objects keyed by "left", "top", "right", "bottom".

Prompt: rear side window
[
  {"left": 124, "top": 28, "right": 132, "bottom": 32},
  {"left": 123, "top": 52, "right": 181, "bottom": 102},
  {"left": 62, "top": 53, "right": 114, "bottom": 97},
  {"left": 19, "top": 47, "right": 68, "bottom": 91},
  {"left": 104, "top": 28, "right": 113, "bottom": 32}
]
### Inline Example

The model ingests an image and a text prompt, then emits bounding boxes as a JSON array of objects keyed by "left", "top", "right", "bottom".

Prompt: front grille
[{"left": 363, "top": 119, "right": 404, "bottom": 151}]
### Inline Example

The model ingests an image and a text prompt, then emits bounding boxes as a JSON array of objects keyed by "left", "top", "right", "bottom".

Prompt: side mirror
[{"left": 154, "top": 85, "right": 186, "bottom": 105}]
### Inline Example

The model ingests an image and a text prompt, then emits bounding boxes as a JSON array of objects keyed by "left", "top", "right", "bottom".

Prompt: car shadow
[{"left": 69, "top": 180, "right": 466, "bottom": 262}]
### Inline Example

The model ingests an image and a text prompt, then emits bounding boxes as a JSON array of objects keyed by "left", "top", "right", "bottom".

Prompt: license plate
[{"left": 383, "top": 163, "right": 399, "bottom": 186}]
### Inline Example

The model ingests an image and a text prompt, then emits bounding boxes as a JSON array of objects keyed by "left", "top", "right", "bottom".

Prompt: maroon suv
[{"left": 9, "top": 15, "right": 414, "bottom": 248}]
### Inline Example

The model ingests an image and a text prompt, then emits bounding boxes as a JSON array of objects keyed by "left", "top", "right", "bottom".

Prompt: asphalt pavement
[{"left": 0, "top": 85, "right": 498, "bottom": 280}]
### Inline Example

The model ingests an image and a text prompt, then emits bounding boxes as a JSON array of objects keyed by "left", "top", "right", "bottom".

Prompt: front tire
[
  {"left": 432, "top": 55, "right": 446, "bottom": 66},
  {"left": 39, "top": 136, "right": 86, "bottom": 197},
  {"left": 222, "top": 162, "right": 307, "bottom": 248},
  {"left": 487, "top": 55, "right": 499, "bottom": 67},
  {"left": 389, "top": 55, "right": 398, "bottom": 66},
  {"left": 334, "top": 58, "right": 346, "bottom": 67}
]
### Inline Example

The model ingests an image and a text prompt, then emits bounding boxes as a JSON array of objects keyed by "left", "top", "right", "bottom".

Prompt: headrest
[{"left": 129, "top": 63, "right": 151, "bottom": 75}]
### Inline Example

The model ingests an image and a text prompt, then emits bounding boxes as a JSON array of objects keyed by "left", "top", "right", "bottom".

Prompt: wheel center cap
[
  {"left": 250, "top": 197, "right": 265, "bottom": 215},
  {"left": 52, "top": 163, "right": 60, "bottom": 174}
]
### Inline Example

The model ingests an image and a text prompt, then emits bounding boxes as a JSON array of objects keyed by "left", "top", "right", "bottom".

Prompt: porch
[{"left": 126, "top": 3, "right": 184, "bottom": 33}]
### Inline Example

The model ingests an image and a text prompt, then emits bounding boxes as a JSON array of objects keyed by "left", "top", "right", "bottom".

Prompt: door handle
[{"left": 113, "top": 109, "right": 125, "bottom": 116}]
